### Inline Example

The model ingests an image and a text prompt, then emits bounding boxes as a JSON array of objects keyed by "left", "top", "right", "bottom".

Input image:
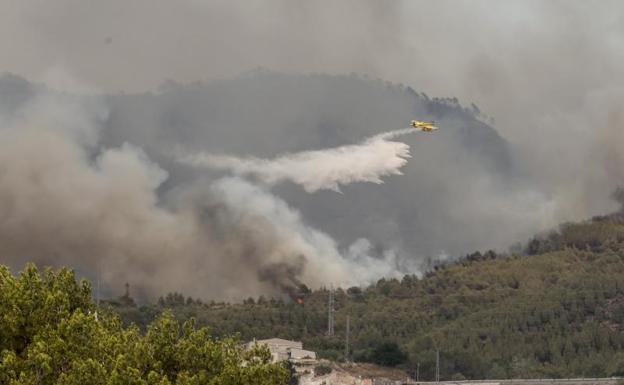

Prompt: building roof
[
  {"left": 252, "top": 338, "right": 303, "bottom": 349},
  {"left": 289, "top": 348, "right": 317, "bottom": 360}
]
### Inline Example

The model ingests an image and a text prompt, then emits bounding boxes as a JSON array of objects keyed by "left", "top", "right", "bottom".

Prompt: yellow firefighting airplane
[{"left": 410, "top": 120, "right": 439, "bottom": 132}]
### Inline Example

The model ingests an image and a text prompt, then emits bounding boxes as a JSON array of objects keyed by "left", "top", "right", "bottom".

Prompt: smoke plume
[
  {"left": 0, "top": 93, "right": 407, "bottom": 300},
  {"left": 0, "top": 72, "right": 563, "bottom": 300}
]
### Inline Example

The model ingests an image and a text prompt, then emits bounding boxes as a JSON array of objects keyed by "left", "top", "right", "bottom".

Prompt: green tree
[
  {"left": 369, "top": 342, "right": 407, "bottom": 367},
  {"left": 0, "top": 264, "right": 289, "bottom": 385}
]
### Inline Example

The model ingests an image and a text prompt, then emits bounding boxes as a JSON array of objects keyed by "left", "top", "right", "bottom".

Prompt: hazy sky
[
  {"left": 1, "top": 1, "right": 622, "bottom": 150},
  {"left": 0, "top": 2, "right": 620, "bottom": 101}
]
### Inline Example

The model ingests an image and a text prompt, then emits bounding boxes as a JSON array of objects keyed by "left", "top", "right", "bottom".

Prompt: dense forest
[
  {"left": 108, "top": 212, "right": 624, "bottom": 380},
  {"left": 0, "top": 265, "right": 289, "bottom": 385}
]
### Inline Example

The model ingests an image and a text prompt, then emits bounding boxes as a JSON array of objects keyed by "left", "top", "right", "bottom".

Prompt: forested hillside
[{"left": 110, "top": 213, "right": 624, "bottom": 380}]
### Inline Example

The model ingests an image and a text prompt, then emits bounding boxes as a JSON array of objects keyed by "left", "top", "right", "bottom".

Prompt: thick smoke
[
  {"left": 0, "top": 72, "right": 562, "bottom": 300},
  {"left": 0, "top": 93, "right": 406, "bottom": 300},
  {"left": 206, "top": 176, "right": 404, "bottom": 288},
  {"left": 0, "top": 0, "right": 402, "bottom": 92},
  {"left": 179, "top": 128, "right": 415, "bottom": 193}
]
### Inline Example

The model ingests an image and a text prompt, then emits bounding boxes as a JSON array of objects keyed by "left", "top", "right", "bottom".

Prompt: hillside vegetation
[{"left": 110, "top": 213, "right": 624, "bottom": 380}]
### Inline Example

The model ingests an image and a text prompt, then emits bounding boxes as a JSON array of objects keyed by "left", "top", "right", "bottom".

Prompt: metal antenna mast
[
  {"left": 327, "top": 285, "right": 335, "bottom": 336},
  {"left": 436, "top": 349, "right": 440, "bottom": 382},
  {"left": 96, "top": 263, "right": 101, "bottom": 306},
  {"left": 345, "top": 315, "right": 350, "bottom": 362}
]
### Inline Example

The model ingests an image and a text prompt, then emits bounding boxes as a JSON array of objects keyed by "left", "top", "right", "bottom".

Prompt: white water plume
[{"left": 179, "top": 128, "right": 419, "bottom": 193}]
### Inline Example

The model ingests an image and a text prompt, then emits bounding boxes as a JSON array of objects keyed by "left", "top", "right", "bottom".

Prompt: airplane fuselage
[{"left": 410, "top": 120, "right": 438, "bottom": 132}]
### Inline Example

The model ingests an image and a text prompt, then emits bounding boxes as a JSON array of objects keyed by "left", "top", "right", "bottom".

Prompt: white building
[{"left": 247, "top": 338, "right": 316, "bottom": 364}]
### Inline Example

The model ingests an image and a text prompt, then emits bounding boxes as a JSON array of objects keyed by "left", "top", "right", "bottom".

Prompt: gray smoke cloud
[
  {"left": 0, "top": 1, "right": 622, "bottom": 299},
  {"left": 0, "top": 0, "right": 402, "bottom": 92},
  {"left": 0, "top": 74, "right": 549, "bottom": 300},
  {"left": 0, "top": 92, "right": 409, "bottom": 300}
]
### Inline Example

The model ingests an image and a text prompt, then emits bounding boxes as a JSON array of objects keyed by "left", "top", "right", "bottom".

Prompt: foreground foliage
[
  {"left": 0, "top": 264, "right": 289, "bottom": 385},
  {"left": 112, "top": 214, "right": 624, "bottom": 380}
]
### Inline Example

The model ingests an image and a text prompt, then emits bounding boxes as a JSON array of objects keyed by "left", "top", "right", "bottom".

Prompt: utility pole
[
  {"left": 436, "top": 350, "right": 440, "bottom": 382},
  {"left": 302, "top": 300, "right": 308, "bottom": 336},
  {"left": 93, "top": 263, "right": 101, "bottom": 322},
  {"left": 327, "top": 285, "right": 335, "bottom": 336},
  {"left": 345, "top": 315, "right": 350, "bottom": 362},
  {"left": 416, "top": 362, "right": 420, "bottom": 382},
  {"left": 96, "top": 263, "right": 101, "bottom": 306}
]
